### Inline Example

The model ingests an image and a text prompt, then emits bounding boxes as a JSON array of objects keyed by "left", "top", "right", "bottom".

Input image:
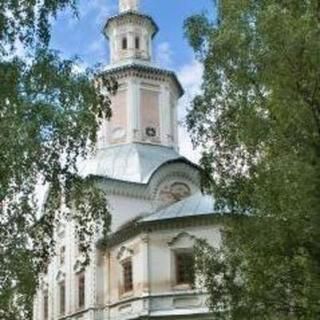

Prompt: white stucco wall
[
  {"left": 107, "top": 194, "right": 152, "bottom": 231},
  {"left": 104, "top": 223, "right": 221, "bottom": 320}
]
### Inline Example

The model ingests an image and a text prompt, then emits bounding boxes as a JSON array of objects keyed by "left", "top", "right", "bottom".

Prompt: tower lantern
[{"left": 104, "top": 0, "right": 158, "bottom": 65}]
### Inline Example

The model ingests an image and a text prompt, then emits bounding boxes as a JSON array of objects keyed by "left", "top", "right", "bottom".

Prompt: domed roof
[
  {"left": 142, "top": 192, "right": 218, "bottom": 222},
  {"left": 79, "top": 143, "right": 188, "bottom": 184}
]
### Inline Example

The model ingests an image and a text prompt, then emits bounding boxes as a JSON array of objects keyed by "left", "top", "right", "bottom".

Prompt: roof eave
[
  {"left": 103, "top": 11, "right": 159, "bottom": 39},
  {"left": 83, "top": 156, "right": 198, "bottom": 185},
  {"left": 99, "top": 213, "right": 224, "bottom": 250},
  {"left": 103, "top": 64, "right": 185, "bottom": 97}
]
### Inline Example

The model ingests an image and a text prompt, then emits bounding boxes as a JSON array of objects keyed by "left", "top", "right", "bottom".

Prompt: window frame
[
  {"left": 175, "top": 250, "right": 195, "bottom": 286},
  {"left": 122, "top": 258, "right": 133, "bottom": 293},
  {"left": 43, "top": 290, "right": 49, "bottom": 320},
  {"left": 122, "top": 37, "right": 128, "bottom": 50},
  {"left": 135, "top": 36, "right": 140, "bottom": 50},
  {"left": 59, "top": 281, "right": 66, "bottom": 316},
  {"left": 78, "top": 272, "right": 85, "bottom": 309},
  {"left": 59, "top": 246, "right": 66, "bottom": 265}
]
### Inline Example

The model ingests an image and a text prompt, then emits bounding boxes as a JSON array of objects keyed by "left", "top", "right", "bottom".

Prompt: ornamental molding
[
  {"left": 73, "top": 258, "right": 86, "bottom": 274},
  {"left": 102, "top": 65, "right": 183, "bottom": 97},
  {"left": 104, "top": 12, "right": 158, "bottom": 38},
  {"left": 94, "top": 159, "right": 200, "bottom": 200},
  {"left": 149, "top": 162, "right": 201, "bottom": 200},
  {"left": 39, "top": 280, "right": 49, "bottom": 291},
  {"left": 105, "top": 215, "right": 217, "bottom": 250},
  {"left": 96, "top": 179, "right": 151, "bottom": 200},
  {"left": 56, "top": 270, "right": 66, "bottom": 282},
  {"left": 168, "top": 231, "right": 197, "bottom": 247},
  {"left": 117, "top": 245, "right": 134, "bottom": 261}
]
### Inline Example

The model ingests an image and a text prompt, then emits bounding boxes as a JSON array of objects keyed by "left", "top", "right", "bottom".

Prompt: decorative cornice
[
  {"left": 56, "top": 270, "right": 66, "bottom": 282},
  {"left": 104, "top": 11, "right": 159, "bottom": 38},
  {"left": 92, "top": 158, "right": 201, "bottom": 200},
  {"left": 105, "top": 290, "right": 208, "bottom": 308},
  {"left": 101, "top": 214, "right": 221, "bottom": 250},
  {"left": 95, "top": 178, "right": 151, "bottom": 200},
  {"left": 102, "top": 63, "right": 184, "bottom": 97},
  {"left": 117, "top": 245, "right": 134, "bottom": 260},
  {"left": 73, "top": 257, "right": 86, "bottom": 273},
  {"left": 167, "top": 231, "right": 196, "bottom": 246}
]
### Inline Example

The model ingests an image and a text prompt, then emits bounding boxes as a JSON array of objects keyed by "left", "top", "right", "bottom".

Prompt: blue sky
[
  {"left": 50, "top": 0, "right": 216, "bottom": 162},
  {"left": 51, "top": 0, "right": 215, "bottom": 69}
]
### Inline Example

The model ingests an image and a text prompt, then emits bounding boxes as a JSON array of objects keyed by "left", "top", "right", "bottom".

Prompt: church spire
[{"left": 119, "top": 0, "right": 140, "bottom": 13}]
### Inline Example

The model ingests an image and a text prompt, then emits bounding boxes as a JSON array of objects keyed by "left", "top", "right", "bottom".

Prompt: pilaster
[
  {"left": 160, "top": 84, "right": 172, "bottom": 147},
  {"left": 127, "top": 78, "right": 141, "bottom": 142},
  {"left": 140, "top": 234, "right": 150, "bottom": 295}
]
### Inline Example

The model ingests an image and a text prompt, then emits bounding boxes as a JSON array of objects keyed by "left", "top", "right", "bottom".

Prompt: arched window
[
  {"left": 122, "top": 37, "right": 127, "bottom": 50},
  {"left": 135, "top": 36, "right": 140, "bottom": 50}
]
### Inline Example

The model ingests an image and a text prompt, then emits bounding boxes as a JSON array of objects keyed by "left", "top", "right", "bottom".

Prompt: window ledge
[
  {"left": 172, "top": 284, "right": 192, "bottom": 291},
  {"left": 76, "top": 306, "right": 85, "bottom": 312},
  {"left": 120, "top": 290, "right": 134, "bottom": 300}
]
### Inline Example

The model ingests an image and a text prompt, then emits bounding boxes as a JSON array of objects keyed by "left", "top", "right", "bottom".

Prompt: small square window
[
  {"left": 175, "top": 251, "right": 195, "bottom": 286},
  {"left": 122, "top": 259, "right": 133, "bottom": 293}
]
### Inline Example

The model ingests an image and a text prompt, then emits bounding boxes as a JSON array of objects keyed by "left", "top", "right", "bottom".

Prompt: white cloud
[
  {"left": 71, "top": 61, "right": 89, "bottom": 74},
  {"left": 80, "top": 0, "right": 117, "bottom": 26},
  {"left": 176, "top": 59, "right": 204, "bottom": 164},
  {"left": 155, "top": 42, "right": 173, "bottom": 68},
  {"left": 178, "top": 59, "right": 203, "bottom": 100},
  {"left": 64, "top": 0, "right": 117, "bottom": 29}
]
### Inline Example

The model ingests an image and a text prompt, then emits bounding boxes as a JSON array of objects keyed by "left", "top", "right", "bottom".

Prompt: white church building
[{"left": 33, "top": 1, "right": 222, "bottom": 319}]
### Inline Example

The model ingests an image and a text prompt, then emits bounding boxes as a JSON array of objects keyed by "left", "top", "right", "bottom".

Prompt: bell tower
[
  {"left": 104, "top": 0, "right": 156, "bottom": 66},
  {"left": 98, "top": 0, "right": 184, "bottom": 150}
]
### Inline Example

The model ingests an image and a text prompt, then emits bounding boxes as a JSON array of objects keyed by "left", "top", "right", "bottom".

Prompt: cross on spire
[{"left": 119, "top": 0, "right": 140, "bottom": 13}]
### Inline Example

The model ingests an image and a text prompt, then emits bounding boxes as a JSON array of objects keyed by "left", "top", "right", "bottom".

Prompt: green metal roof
[{"left": 142, "top": 192, "right": 217, "bottom": 222}]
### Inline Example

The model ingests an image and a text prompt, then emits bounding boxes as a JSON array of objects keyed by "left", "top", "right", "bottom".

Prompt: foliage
[
  {"left": 185, "top": 0, "right": 320, "bottom": 319},
  {"left": 0, "top": 1, "right": 115, "bottom": 319}
]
